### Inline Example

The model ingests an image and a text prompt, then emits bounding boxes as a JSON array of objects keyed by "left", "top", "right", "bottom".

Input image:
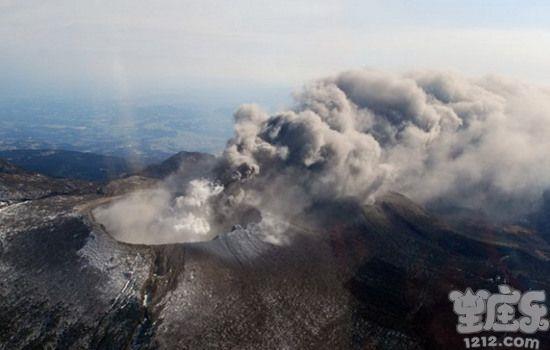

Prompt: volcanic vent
[{"left": 94, "top": 69, "right": 550, "bottom": 245}]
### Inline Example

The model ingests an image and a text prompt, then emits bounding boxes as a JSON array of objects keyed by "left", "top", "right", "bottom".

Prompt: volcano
[{"left": 1, "top": 154, "right": 549, "bottom": 350}]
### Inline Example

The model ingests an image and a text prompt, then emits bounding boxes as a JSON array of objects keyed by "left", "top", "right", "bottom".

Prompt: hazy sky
[{"left": 2, "top": 0, "right": 550, "bottom": 101}]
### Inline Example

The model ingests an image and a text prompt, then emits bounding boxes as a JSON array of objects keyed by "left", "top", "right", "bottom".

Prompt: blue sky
[{"left": 1, "top": 0, "right": 550, "bottom": 104}]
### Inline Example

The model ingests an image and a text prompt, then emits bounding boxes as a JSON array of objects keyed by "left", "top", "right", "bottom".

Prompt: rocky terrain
[
  {"left": 1, "top": 155, "right": 550, "bottom": 349},
  {"left": 0, "top": 158, "right": 99, "bottom": 206}
]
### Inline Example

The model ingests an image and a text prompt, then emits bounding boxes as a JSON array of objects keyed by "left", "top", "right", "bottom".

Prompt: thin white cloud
[{"left": 1, "top": 1, "right": 550, "bottom": 92}]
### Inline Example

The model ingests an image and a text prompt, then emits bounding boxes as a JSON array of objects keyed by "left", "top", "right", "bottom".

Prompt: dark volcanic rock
[
  {"left": 0, "top": 195, "right": 152, "bottom": 349},
  {"left": 1, "top": 185, "right": 550, "bottom": 349}
]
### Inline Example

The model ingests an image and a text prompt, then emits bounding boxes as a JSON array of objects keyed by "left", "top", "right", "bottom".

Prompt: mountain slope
[
  {"left": 0, "top": 157, "right": 99, "bottom": 205},
  {"left": 139, "top": 151, "right": 216, "bottom": 179},
  {"left": 2, "top": 180, "right": 549, "bottom": 349},
  {"left": 0, "top": 149, "right": 134, "bottom": 181}
]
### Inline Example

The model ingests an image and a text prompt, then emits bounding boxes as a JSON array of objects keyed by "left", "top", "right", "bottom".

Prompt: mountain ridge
[{"left": 1, "top": 155, "right": 550, "bottom": 349}]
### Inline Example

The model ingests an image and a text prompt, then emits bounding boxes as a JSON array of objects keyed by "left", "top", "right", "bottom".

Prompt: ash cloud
[
  {"left": 96, "top": 69, "right": 550, "bottom": 244},
  {"left": 222, "top": 69, "right": 550, "bottom": 221}
]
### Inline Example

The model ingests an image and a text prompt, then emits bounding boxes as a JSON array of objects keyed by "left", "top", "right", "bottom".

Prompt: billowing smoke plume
[
  {"left": 95, "top": 69, "right": 550, "bottom": 244},
  {"left": 222, "top": 70, "right": 550, "bottom": 221}
]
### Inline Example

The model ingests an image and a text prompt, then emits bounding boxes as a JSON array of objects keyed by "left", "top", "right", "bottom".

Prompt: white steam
[{"left": 94, "top": 179, "right": 223, "bottom": 245}]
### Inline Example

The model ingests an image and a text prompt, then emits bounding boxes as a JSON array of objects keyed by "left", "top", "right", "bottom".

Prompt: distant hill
[
  {"left": 140, "top": 151, "right": 216, "bottom": 179},
  {"left": 0, "top": 158, "right": 25, "bottom": 175},
  {"left": 0, "top": 149, "right": 134, "bottom": 181},
  {"left": 0, "top": 157, "right": 98, "bottom": 203}
]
